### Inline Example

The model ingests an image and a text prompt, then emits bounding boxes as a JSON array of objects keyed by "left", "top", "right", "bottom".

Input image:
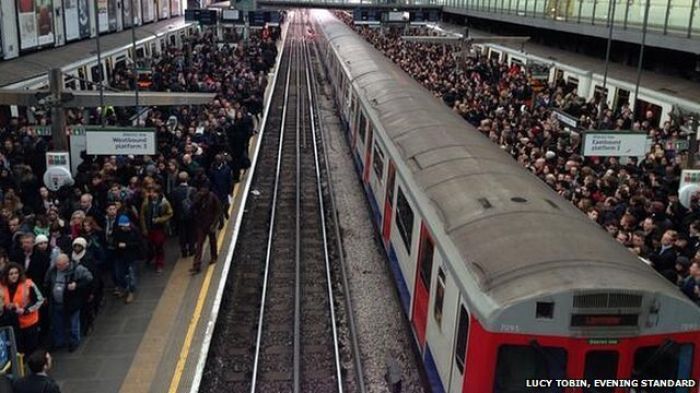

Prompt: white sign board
[
  {"left": 86, "top": 128, "right": 156, "bottom": 155},
  {"left": 582, "top": 132, "right": 649, "bottom": 157},
  {"left": 552, "top": 108, "right": 578, "bottom": 128}
]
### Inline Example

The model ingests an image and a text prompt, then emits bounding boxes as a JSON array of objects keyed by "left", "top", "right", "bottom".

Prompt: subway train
[{"left": 312, "top": 9, "right": 700, "bottom": 393}]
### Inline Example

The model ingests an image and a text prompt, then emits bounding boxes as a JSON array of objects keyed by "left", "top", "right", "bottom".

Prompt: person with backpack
[
  {"left": 170, "top": 172, "right": 196, "bottom": 258},
  {"left": 208, "top": 154, "right": 233, "bottom": 230}
]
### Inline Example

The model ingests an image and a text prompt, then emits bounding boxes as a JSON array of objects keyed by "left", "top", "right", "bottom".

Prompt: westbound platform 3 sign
[{"left": 85, "top": 127, "right": 156, "bottom": 155}]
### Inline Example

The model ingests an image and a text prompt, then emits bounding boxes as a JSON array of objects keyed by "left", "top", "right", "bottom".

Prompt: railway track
[{"left": 201, "top": 10, "right": 365, "bottom": 393}]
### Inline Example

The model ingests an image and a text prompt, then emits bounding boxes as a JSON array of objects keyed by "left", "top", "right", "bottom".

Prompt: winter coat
[
  {"left": 139, "top": 196, "right": 173, "bottom": 233},
  {"left": 44, "top": 261, "right": 93, "bottom": 314},
  {"left": 191, "top": 191, "right": 222, "bottom": 233}
]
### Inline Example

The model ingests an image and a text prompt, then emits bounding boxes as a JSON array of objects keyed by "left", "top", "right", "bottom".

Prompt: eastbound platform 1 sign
[
  {"left": 85, "top": 127, "right": 156, "bottom": 155},
  {"left": 582, "top": 131, "right": 649, "bottom": 157}
]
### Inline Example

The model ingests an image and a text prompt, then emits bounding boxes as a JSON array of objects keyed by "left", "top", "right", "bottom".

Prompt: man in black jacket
[
  {"left": 10, "top": 234, "right": 49, "bottom": 284},
  {"left": 11, "top": 350, "right": 60, "bottom": 393}
]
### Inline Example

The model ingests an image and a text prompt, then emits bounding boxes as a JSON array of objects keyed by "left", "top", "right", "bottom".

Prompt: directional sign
[{"left": 85, "top": 127, "right": 157, "bottom": 155}]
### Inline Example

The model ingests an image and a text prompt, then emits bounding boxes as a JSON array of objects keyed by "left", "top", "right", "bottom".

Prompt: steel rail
[
  {"left": 301, "top": 28, "right": 344, "bottom": 393},
  {"left": 250, "top": 29, "right": 294, "bottom": 393},
  {"left": 305, "top": 13, "right": 368, "bottom": 393},
  {"left": 293, "top": 17, "right": 303, "bottom": 393}
]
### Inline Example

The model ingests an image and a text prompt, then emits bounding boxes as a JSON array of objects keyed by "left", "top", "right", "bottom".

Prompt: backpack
[{"left": 181, "top": 187, "right": 194, "bottom": 219}]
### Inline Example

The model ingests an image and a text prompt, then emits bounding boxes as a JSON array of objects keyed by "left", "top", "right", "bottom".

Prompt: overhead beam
[
  {"left": 0, "top": 89, "right": 216, "bottom": 107},
  {"left": 68, "top": 91, "right": 216, "bottom": 107},
  {"left": 400, "top": 35, "right": 530, "bottom": 45},
  {"left": 400, "top": 36, "right": 462, "bottom": 44}
]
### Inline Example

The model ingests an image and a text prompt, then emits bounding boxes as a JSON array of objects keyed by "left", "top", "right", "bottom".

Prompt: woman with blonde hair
[{"left": 69, "top": 210, "right": 86, "bottom": 239}]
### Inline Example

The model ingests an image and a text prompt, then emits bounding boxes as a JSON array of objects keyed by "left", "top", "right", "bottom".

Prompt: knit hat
[
  {"left": 35, "top": 234, "right": 49, "bottom": 245},
  {"left": 72, "top": 237, "right": 87, "bottom": 248},
  {"left": 118, "top": 215, "right": 131, "bottom": 227}
]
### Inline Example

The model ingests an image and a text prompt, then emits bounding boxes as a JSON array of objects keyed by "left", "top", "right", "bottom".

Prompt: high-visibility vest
[{"left": 3, "top": 280, "right": 40, "bottom": 329}]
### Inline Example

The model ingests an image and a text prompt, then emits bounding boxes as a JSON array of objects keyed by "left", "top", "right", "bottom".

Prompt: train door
[
  {"left": 614, "top": 88, "right": 630, "bottom": 113},
  {"left": 382, "top": 161, "right": 396, "bottom": 245},
  {"left": 90, "top": 62, "right": 105, "bottom": 89},
  {"left": 362, "top": 126, "right": 373, "bottom": 183},
  {"left": 412, "top": 225, "right": 434, "bottom": 348},
  {"left": 634, "top": 98, "right": 662, "bottom": 128}
]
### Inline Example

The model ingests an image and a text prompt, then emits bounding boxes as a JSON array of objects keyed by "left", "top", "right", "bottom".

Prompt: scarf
[{"left": 72, "top": 249, "right": 86, "bottom": 262}]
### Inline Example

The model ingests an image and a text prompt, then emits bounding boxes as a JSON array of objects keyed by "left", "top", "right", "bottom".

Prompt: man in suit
[
  {"left": 12, "top": 350, "right": 61, "bottom": 393},
  {"left": 650, "top": 229, "right": 678, "bottom": 277}
]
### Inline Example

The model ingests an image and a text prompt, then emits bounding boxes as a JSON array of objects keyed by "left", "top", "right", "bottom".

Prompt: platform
[
  {"left": 440, "top": 23, "right": 700, "bottom": 105},
  {"left": 45, "top": 20, "right": 286, "bottom": 393},
  {"left": 47, "top": 164, "right": 250, "bottom": 393},
  {"left": 0, "top": 17, "right": 192, "bottom": 88}
]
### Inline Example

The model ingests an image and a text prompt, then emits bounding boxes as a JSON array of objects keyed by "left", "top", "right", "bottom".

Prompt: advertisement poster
[
  {"left": 143, "top": 0, "right": 155, "bottom": 23},
  {"left": 160, "top": 0, "right": 169, "bottom": 19},
  {"left": 64, "top": 0, "right": 80, "bottom": 41},
  {"left": 123, "top": 0, "right": 133, "bottom": 28},
  {"left": 97, "top": 0, "right": 109, "bottom": 32},
  {"left": 107, "top": 0, "right": 117, "bottom": 31},
  {"left": 78, "top": 0, "right": 90, "bottom": 38},
  {"left": 171, "top": 0, "right": 180, "bottom": 16},
  {"left": 17, "top": 0, "right": 38, "bottom": 49},
  {"left": 36, "top": 0, "right": 54, "bottom": 46}
]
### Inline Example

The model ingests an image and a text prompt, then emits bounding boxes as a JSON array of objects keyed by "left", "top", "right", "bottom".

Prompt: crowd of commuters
[
  {"left": 0, "top": 25, "right": 279, "bottom": 384},
  {"left": 335, "top": 12, "right": 700, "bottom": 304}
]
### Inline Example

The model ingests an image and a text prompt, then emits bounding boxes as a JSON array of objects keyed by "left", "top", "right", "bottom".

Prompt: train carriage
[{"left": 312, "top": 9, "right": 700, "bottom": 393}]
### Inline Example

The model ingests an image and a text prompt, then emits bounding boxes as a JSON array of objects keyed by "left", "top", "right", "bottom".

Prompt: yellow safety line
[{"left": 167, "top": 182, "right": 240, "bottom": 393}]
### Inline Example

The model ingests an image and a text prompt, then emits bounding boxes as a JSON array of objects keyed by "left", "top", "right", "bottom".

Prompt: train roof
[{"left": 313, "top": 11, "right": 700, "bottom": 325}]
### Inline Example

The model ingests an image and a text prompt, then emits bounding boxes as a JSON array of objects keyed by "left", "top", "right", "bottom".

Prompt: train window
[
  {"left": 535, "top": 302, "right": 554, "bottom": 319},
  {"left": 583, "top": 351, "right": 618, "bottom": 393},
  {"left": 593, "top": 85, "right": 608, "bottom": 102},
  {"left": 358, "top": 112, "right": 367, "bottom": 145},
  {"left": 65, "top": 76, "right": 77, "bottom": 90},
  {"left": 433, "top": 268, "right": 445, "bottom": 329},
  {"left": 418, "top": 230, "right": 434, "bottom": 290},
  {"left": 386, "top": 162, "right": 396, "bottom": 206},
  {"left": 454, "top": 305, "right": 469, "bottom": 374},
  {"left": 372, "top": 143, "right": 384, "bottom": 181},
  {"left": 395, "top": 187, "right": 414, "bottom": 253},
  {"left": 632, "top": 343, "right": 693, "bottom": 391},
  {"left": 493, "top": 345, "right": 566, "bottom": 392},
  {"left": 136, "top": 47, "right": 145, "bottom": 59},
  {"left": 169, "top": 35, "right": 176, "bottom": 47}
]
